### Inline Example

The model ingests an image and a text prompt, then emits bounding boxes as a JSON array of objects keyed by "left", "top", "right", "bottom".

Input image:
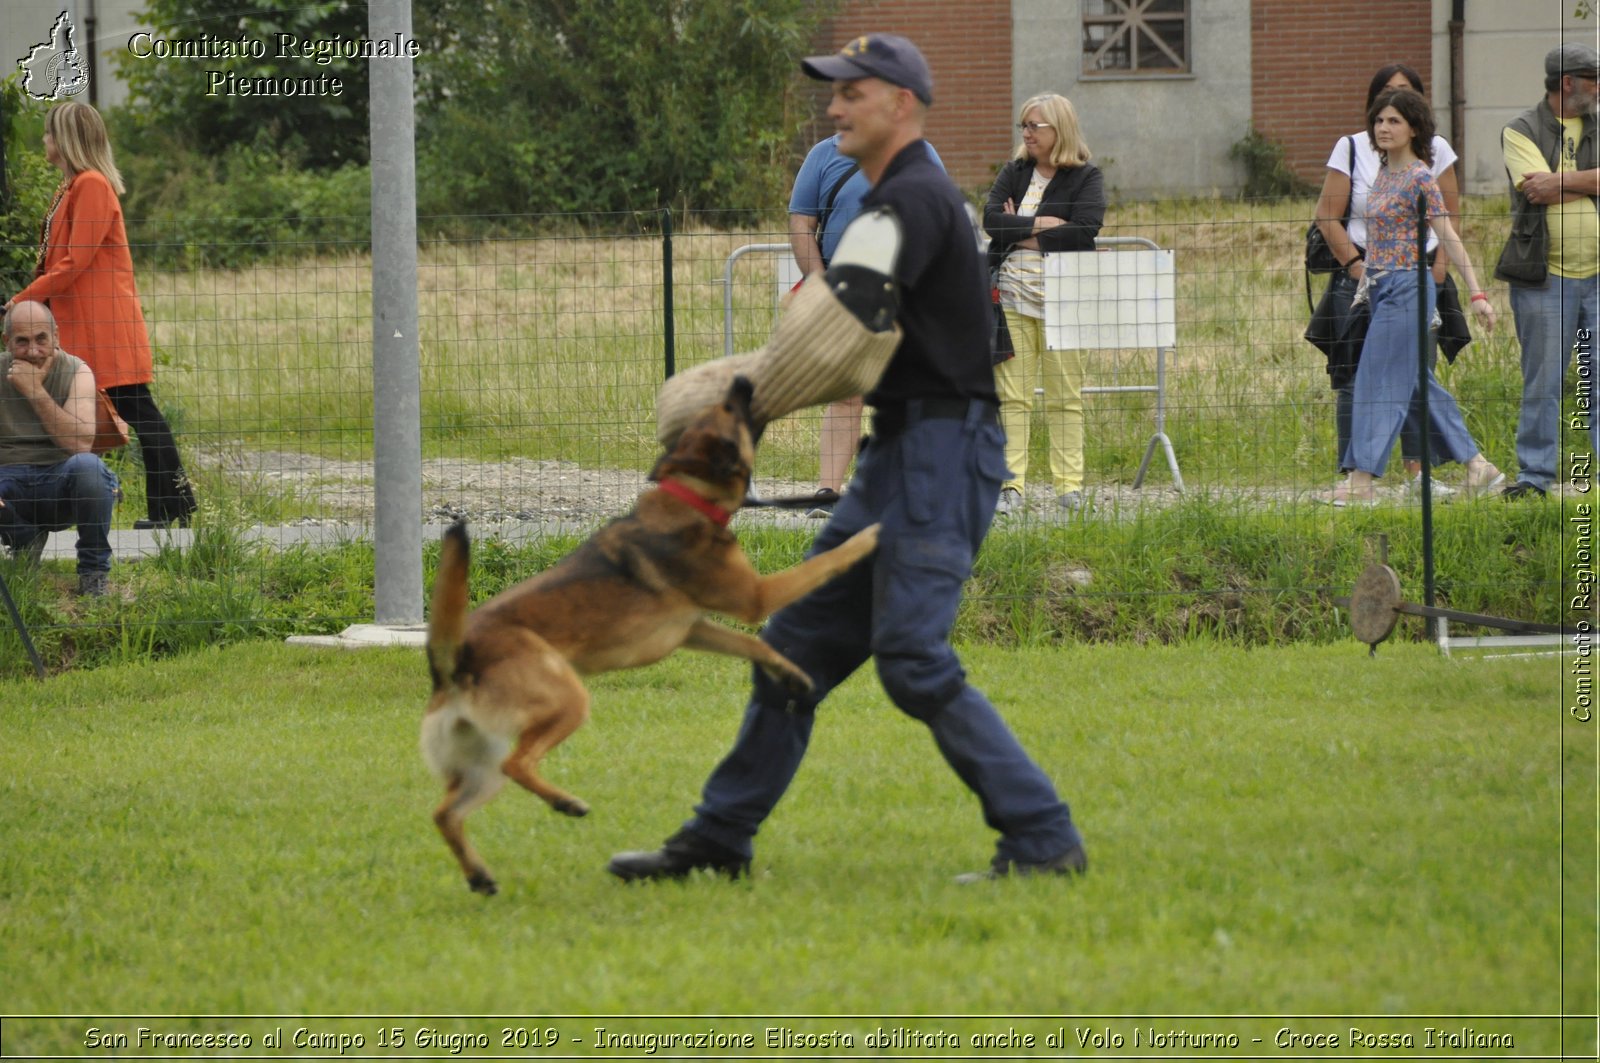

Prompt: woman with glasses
[{"left": 983, "top": 93, "right": 1104, "bottom": 516}]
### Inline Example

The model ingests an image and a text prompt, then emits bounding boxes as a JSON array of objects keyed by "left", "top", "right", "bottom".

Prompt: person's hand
[
  {"left": 6, "top": 356, "right": 45, "bottom": 396},
  {"left": 1033, "top": 215, "right": 1065, "bottom": 234},
  {"left": 1002, "top": 197, "right": 1017, "bottom": 215},
  {"left": 1346, "top": 259, "right": 1365, "bottom": 282},
  {"left": 1520, "top": 171, "right": 1565, "bottom": 205},
  {"left": 1469, "top": 292, "right": 1496, "bottom": 332}
]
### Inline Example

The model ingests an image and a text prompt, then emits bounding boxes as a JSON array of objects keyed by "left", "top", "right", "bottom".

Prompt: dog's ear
[{"left": 726, "top": 374, "right": 755, "bottom": 412}]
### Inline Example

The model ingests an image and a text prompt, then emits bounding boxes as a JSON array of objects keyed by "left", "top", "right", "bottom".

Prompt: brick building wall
[
  {"left": 803, "top": 0, "right": 1016, "bottom": 194},
  {"left": 1250, "top": 0, "right": 1436, "bottom": 189}
]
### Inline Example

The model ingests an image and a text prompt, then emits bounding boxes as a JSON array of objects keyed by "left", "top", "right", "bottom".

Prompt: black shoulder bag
[{"left": 1304, "top": 136, "right": 1358, "bottom": 308}]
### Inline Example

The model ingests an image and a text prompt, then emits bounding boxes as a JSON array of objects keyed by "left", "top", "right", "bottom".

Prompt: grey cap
[
  {"left": 1546, "top": 41, "right": 1600, "bottom": 79},
  {"left": 801, "top": 34, "right": 933, "bottom": 106}
]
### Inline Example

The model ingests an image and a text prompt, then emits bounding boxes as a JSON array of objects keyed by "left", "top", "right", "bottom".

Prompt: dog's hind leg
[
  {"left": 433, "top": 769, "right": 506, "bottom": 895},
  {"left": 422, "top": 707, "right": 510, "bottom": 895},
  {"left": 488, "top": 662, "right": 593, "bottom": 818}
]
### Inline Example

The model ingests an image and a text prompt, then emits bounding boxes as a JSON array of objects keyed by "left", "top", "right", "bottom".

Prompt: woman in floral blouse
[{"left": 1331, "top": 88, "right": 1500, "bottom": 506}]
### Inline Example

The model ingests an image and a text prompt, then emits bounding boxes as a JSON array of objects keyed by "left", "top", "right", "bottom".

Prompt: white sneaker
[
  {"left": 995, "top": 487, "right": 1023, "bottom": 516},
  {"left": 1406, "top": 473, "right": 1456, "bottom": 498}
]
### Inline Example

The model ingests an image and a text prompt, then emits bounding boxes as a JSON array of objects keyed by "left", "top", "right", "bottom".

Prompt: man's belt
[{"left": 871, "top": 397, "right": 999, "bottom": 438}]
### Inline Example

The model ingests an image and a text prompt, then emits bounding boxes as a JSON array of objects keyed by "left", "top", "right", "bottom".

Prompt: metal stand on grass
[
  {"left": 1043, "top": 237, "right": 1183, "bottom": 489},
  {"left": 1333, "top": 536, "right": 1572, "bottom": 657},
  {"left": 0, "top": 570, "right": 46, "bottom": 679}
]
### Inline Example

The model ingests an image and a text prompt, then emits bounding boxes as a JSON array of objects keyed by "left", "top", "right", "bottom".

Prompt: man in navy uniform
[{"left": 609, "top": 35, "right": 1086, "bottom": 883}]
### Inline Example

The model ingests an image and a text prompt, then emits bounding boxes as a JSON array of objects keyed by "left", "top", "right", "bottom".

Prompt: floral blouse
[{"left": 1364, "top": 160, "right": 1446, "bottom": 272}]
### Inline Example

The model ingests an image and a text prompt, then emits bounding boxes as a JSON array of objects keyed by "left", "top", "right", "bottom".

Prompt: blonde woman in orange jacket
[{"left": 5, "top": 102, "right": 195, "bottom": 528}]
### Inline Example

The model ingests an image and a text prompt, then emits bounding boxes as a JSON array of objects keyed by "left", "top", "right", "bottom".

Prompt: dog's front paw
[
  {"left": 762, "top": 660, "right": 815, "bottom": 695},
  {"left": 845, "top": 522, "right": 881, "bottom": 557},
  {"left": 551, "top": 796, "right": 590, "bottom": 818},
  {"left": 468, "top": 871, "right": 499, "bottom": 895}
]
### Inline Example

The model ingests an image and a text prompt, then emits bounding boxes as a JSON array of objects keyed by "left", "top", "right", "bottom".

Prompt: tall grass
[
  {"left": 0, "top": 492, "right": 1571, "bottom": 681},
  {"left": 131, "top": 197, "right": 1530, "bottom": 493}
]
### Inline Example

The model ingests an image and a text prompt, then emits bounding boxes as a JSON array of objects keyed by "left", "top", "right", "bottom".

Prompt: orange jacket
[{"left": 15, "top": 170, "right": 153, "bottom": 388}]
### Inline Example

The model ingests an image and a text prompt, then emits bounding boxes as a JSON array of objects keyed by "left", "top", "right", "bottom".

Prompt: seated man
[{"left": 0, "top": 301, "right": 119, "bottom": 596}]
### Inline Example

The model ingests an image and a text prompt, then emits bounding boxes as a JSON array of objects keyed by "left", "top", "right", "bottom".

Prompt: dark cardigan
[{"left": 983, "top": 157, "right": 1106, "bottom": 273}]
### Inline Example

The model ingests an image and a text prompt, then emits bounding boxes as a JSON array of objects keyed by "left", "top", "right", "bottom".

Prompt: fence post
[
  {"left": 369, "top": 0, "right": 423, "bottom": 625},
  {"left": 662, "top": 207, "right": 675, "bottom": 379},
  {"left": 1416, "top": 192, "right": 1436, "bottom": 637}
]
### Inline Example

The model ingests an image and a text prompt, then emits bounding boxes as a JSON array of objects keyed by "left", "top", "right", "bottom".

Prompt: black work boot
[
  {"left": 955, "top": 843, "right": 1088, "bottom": 884},
  {"left": 607, "top": 827, "right": 750, "bottom": 882}
]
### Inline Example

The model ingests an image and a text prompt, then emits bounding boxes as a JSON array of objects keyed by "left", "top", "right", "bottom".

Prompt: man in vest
[
  {"left": 0, "top": 301, "right": 119, "bottom": 596},
  {"left": 1496, "top": 42, "right": 1600, "bottom": 499}
]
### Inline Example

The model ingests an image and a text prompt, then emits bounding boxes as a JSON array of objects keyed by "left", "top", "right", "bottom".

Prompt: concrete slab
[{"left": 286, "top": 623, "right": 426, "bottom": 650}]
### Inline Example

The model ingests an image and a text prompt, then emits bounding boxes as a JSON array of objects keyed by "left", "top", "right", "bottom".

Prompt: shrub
[
  {"left": 0, "top": 74, "right": 60, "bottom": 297},
  {"left": 1228, "top": 126, "right": 1313, "bottom": 200}
]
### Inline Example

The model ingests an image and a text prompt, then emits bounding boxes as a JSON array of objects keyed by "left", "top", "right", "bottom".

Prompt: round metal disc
[{"left": 1349, "top": 562, "right": 1403, "bottom": 648}]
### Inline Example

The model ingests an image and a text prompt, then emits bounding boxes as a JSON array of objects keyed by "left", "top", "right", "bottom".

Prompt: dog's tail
[{"left": 427, "top": 520, "right": 471, "bottom": 691}]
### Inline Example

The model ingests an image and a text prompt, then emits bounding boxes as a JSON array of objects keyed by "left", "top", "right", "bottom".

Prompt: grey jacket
[{"left": 1495, "top": 96, "right": 1598, "bottom": 286}]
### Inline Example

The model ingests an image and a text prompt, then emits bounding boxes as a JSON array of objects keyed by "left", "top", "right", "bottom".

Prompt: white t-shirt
[{"left": 1326, "top": 132, "right": 1457, "bottom": 253}]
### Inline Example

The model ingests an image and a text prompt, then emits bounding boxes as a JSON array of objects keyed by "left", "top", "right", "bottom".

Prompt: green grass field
[{"left": 1, "top": 639, "right": 1589, "bottom": 1056}]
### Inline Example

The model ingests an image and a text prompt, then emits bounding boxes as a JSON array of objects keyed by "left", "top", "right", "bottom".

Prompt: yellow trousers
[{"left": 994, "top": 310, "right": 1085, "bottom": 494}]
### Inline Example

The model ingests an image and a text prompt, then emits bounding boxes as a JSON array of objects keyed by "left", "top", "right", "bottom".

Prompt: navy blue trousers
[{"left": 686, "top": 400, "right": 1082, "bottom": 865}]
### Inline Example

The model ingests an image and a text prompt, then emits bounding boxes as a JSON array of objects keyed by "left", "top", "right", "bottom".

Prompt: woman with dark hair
[
  {"left": 1311, "top": 63, "right": 1464, "bottom": 493},
  {"left": 4, "top": 102, "right": 196, "bottom": 528},
  {"left": 1329, "top": 88, "right": 1499, "bottom": 505}
]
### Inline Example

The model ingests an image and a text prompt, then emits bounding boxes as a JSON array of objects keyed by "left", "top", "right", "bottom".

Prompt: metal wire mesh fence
[{"left": 0, "top": 197, "right": 1577, "bottom": 663}]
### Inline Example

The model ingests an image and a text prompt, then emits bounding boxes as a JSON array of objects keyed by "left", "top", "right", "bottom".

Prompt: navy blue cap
[{"left": 801, "top": 34, "right": 933, "bottom": 106}]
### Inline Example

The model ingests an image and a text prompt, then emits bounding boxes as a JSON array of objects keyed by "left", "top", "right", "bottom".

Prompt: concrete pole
[{"left": 368, "top": 0, "right": 423, "bottom": 624}]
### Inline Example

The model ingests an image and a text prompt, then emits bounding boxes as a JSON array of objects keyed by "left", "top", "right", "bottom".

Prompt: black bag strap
[
  {"left": 816, "top": 163, "right": 861, "bottom": 264},
  {"left": 1307, "top": 136, "right": 1360, "bottom": 312}
]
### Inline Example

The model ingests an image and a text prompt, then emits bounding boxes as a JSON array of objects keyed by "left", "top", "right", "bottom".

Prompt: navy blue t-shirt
[{"left": 861, "top": 140, "right": 997, "bottom": 408}]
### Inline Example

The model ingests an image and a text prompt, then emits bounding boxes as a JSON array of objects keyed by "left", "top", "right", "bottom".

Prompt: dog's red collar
[{"left": 658, "top": 478, "right": 734, "bottom": 527}]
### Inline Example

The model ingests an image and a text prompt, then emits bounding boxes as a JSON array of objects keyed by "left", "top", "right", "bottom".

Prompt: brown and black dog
[{"left": 421, "top": 377, "right": 880, "bottom": 894}]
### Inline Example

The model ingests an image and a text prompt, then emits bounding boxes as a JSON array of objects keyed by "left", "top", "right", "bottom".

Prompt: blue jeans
[
  {"left": 1343, "top": 272, "right": 1480, "bottom": 476},
  {"left": 0, "top": 453, "right": 119, "bottom": 575},
  {"left": 685, "top": 401, "right": 1082, "bottom": 866},
  {"left": 1509, "top": 272, "right": 1600, "bottom": 490}
]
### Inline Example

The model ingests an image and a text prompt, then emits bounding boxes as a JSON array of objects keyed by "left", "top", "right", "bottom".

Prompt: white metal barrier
[
  {"left": 1044, "top": 237, "right": 1181, "bottom": 490},
  {"left": 719, "top": 236, "right": 1183, "bottom": 490},
  {"left": 721, "top": 243, "right": 796, "bottom": 358}
]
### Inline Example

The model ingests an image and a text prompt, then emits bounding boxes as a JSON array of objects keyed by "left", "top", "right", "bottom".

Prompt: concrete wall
[
  {"left": 1011, "top": 0, "right": 1253, "bottom": 198},
  {"left": 1442, "top": 0, "right": 1600, "bottom": 195},
  {"left": 4, "top": 0, "right": 146, "bottom": 110}
]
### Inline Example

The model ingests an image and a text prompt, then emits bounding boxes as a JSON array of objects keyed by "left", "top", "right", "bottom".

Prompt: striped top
[{"left": 996, "top": 169, "right": 1050, "bottom": 319}]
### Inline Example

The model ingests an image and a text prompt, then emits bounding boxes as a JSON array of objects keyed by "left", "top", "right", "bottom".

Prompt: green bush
[
  {"left": 1228, "top": 126, "right": 1313, "bottom": 200},
  {"left": 112, "top": 125, "right": 371, "bottom": 270},
  {"left": 0, "top": 74, "right": 60, "bottom": 298}
]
